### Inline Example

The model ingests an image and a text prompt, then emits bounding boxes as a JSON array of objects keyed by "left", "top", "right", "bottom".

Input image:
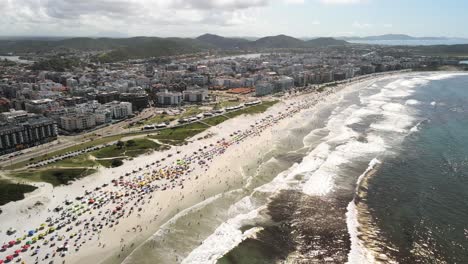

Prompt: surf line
[{"left": 346, "top": 158, "right": 398, "bottom": 264}]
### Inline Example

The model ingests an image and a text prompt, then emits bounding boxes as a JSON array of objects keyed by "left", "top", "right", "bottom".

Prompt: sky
[{"left": 0, "top": 0, "right": 466, "bottom": 38}]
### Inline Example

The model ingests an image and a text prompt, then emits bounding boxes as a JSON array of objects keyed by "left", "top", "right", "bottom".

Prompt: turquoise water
[{"left": 366, "top": 75, "right": 468, "bottom": 263}]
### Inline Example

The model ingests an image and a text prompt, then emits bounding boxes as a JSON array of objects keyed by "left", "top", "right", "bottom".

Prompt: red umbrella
[
  {"left": 0, "top": 260, "right": 4, "bottom": 264},
  {"left": 22, "top": 244, "right": 30, "bottom": 249},
  {"left": 6, "top": 255, "right": 13, "bottom": 261},
  {"left": 14, "top": 249, "right": 21, "bottom": 255},
  {"left": 8, "top": 240, "right": 15, "bottom": 246}
]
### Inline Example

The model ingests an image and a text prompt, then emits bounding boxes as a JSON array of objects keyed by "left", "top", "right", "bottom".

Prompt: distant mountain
[
  {"left": 251, "top": 34, "right": 306, "bottom": 49},
  {"left": 0, "top": 34, "right": 348, "bottom": 62},
  {"left": 196, "top": 34, "right": 347, "bottom": 50},
  {"left": 97, "top": 37, "right": 212, "bottom": 62},
  {"left": 340, "top": 34, "right": 450, "bottom": 41},
  {"left": 196, "top": 34, "right": 250, "bottom": 49},
  {"left": 0, "top": 37, "right": 212, "bottom": 61},
  {"left": 306, "top": 37, "right": 348, "bottom": 46}
]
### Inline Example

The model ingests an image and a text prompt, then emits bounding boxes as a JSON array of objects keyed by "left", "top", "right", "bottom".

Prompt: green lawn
[
  {"left": 0, "top": 179, "right": 37, "bottom": 206},
  {"left": 213, "top": 100, "right": 242, "bottom": 110},
  {"left": 148, "top": 122, "right": 210, "bottom": 145},
  {"left": 96, "top": 158, "right": 124, "bottom": 168},
  {"left": 203, "top": 115, "right": 229, "bottom": 126},
  {"left": 29, "top": 138, "right": 166, "bottom": 171},
  {"left": 45, "top": 153, "right": 97, "bottom": 168},
  {"left": 143, "top": 114, "right": 177, "bottom": 126},
  {"left": 142, "top": 106, "right": 203, "bottom": 126},
  {"left": 224, "top": 101, "right": 278, "bottom": 118},
  {"left": 6, "top": 101, "right": 278, "bottom": 170},
  {"left": 93, "top": 138, "right": 166, "bottom": 159},
  {"left": 5, "top": 134, "right": 125, "bottom": 170},
  {"left": 10, "top": 168, "right": 97, "bottom": 187},
  {"left": 149, "top": 101, "right": 278, "bottom": 145}
]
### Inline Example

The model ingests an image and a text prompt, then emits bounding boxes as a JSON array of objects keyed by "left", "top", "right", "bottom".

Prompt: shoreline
[{"left": 0, "top": 71, "right": 407, "bottom": 264}]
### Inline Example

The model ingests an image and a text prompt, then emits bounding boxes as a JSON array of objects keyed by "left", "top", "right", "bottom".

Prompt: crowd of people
[{"left": 0, "top": 87, "right": 337, "bottom": 264}]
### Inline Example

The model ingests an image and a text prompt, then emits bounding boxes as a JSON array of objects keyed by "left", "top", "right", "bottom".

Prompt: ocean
[
  {"left": 348, "top": 39, "right": 468, "bottom": 46},
  {"left": 123, "top": 72, "right": 468, "bottom": 263}
]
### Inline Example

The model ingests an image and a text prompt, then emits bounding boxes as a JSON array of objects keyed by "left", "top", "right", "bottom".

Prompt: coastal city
[
  {"left": 1, "top": 1, "right": 468, "bottom": 262},
  {"left": 1, "top": 42, "right": 463, "bottom": 158}
]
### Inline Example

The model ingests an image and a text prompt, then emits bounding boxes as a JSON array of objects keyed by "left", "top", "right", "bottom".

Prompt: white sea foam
[
  {"left": 405, "top": 99, "right": 421, "bottom": 105},
  {"left": 181, "top": 207, "right": 263, "bottom": 264},
  {"left": 122, "top": 189, "right": 243, "bottom": 264},
  {"left": 346, "top": 158, "right": 381, "bottom": 264},
  {"left": 425, "top": 72, "right": 468, "bottom": 81},
  {"left": 431, "top": 101, "right": 437, "bottom": 106},
  {"left": 346, "top": 202, "right": 375, "bottom": 264},
  {"left": 183, "top": 73, "right": 435, "bottom": 263},
  {"left": 410, "top": 120, "right": 425, "bottom": 133}
]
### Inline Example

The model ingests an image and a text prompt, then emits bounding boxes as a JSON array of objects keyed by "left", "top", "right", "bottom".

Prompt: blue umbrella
[{"left": 28, "top": 230, "right": 35, "bottom": 236}]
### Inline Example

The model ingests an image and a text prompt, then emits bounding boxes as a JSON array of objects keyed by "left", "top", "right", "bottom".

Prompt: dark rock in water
[{"left": 219, "top": 190, "right": 352, "bottom": 264}]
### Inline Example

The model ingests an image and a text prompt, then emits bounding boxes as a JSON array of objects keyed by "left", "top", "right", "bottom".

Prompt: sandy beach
[{"left": 0, "top": 72, "right": 403, "bottom": 264}]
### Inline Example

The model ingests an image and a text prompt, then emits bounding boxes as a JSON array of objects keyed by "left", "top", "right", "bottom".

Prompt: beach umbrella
[
  {"left": 1, "top": 244, "right": 8, "bottom": 249},
  {"left": 6, "top": 255, "right": 13, "bottom": 261},
  {"left": 8, "top": 240, "right": 16, "bottom": 246},
  {"left": 25, "top": 241, "right": 31, "bottom": 245},
  {"left": 0, "top": 259, "right": 3, "bottom": 264},
  {"left": 15, "top": 238, "right": 22, "bottom": 243},
  {"left": 14, "top": 249, "right": 21, "bottom": 255}
]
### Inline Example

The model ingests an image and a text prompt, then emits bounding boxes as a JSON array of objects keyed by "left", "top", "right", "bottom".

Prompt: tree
[
  {"left": 111, "top": 159, "right": 123, "bottom": 168},
  {"left": 126, "top": 140, "right": 136, "bottom": 147},
  {"left": 116, "top": 141, "right": 125, "bottom": 149}
]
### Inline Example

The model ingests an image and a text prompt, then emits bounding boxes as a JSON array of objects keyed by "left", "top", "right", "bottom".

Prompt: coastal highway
[
  {"left": 0, "top": 109, "right": 154, "bottom": 169},
  {"left": 0, "top": 102, "right": 252, "bottom": 169}
]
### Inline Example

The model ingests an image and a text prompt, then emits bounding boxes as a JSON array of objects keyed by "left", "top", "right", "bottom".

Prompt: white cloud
[{"left": 0, "top": 0, "right": 272, "bottom": 36}]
